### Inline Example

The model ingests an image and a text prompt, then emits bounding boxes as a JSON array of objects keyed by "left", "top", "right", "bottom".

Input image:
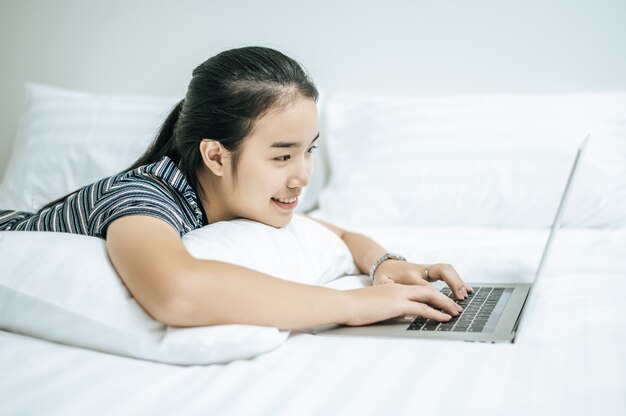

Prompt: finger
[
  {"left": 407, "top": 285, "right": 463, "bottom": 316},
  {"left": 406, "top": 302, "right": 452, "bottom": 322},
  {"left": 438, "top": 264, "right": 470, "bottom": 300}
]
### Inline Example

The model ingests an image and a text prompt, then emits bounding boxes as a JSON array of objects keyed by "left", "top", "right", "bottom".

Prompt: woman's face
[{"left": 204, "top": 95, "right": 319, "bottom": 228}]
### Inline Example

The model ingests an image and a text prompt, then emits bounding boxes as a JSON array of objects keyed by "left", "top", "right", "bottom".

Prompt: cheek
[{"left": 244, "top": 168, "right": 279, "bottom": 201}]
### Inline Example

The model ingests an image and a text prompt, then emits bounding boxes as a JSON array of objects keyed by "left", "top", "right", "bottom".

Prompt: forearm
[
  {"left": 165, "top": 259, "right": 352, "bottom": 330},
  {"left": 341, "top": 231, "right": 388, "bottom": 276}
]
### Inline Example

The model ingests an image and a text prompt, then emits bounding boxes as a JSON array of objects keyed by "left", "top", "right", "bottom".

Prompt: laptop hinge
[{"left": 510, "top": 291, "right": 531, "bottom": 342}]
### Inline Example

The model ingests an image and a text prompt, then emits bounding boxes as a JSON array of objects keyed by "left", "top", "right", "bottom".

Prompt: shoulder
[
  {"left": 92, "top": 157, "right": 203, "bottom": 237},
  {"left": 104, "top": 157, "right": 197, "bottom": 208}
]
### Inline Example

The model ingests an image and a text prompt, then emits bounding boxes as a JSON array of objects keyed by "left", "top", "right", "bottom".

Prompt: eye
[{"left": 275, "top": 146, "right": 318, "bottom": 162}]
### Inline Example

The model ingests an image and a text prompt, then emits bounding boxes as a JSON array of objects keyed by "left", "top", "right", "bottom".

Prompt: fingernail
[
  {"left": 456, "top": 304, "right": 463, "bottom": 312},
  {"left": 442, "top": 313, "right": 452, "bottom": 320}
]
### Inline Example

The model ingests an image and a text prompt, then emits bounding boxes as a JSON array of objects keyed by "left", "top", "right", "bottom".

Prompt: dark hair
[{"left": 40, "top": 46, "right": 319, "bottom": 210}]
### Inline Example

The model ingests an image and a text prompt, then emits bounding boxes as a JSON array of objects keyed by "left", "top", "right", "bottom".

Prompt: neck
[{"left": 195, "top": 168, "right": 234, "bottom": 225}]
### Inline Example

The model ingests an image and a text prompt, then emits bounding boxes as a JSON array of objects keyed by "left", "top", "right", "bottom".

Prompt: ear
[{"left": 199, "top": 139, "right": 231, "bottom": 177}]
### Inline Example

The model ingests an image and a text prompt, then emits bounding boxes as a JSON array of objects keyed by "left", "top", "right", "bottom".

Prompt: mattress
[{"left": 1, "top": 226, "right": 625, "bottom": 416}]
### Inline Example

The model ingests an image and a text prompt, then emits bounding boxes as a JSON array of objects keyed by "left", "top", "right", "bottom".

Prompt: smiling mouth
[
  {"left": 271, "top": 196, "right": 298, "bottom": 203},
  {"left": 271, "top": 197, "right": 298, "bottom": 210}
]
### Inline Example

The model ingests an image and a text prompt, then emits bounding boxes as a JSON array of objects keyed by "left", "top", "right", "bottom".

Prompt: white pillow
[
  {"left": 318, "top": 92, "right": 626, "bottom": 228},
  {"left": 0, "top": 83, "right": 326, "bottom": 213},
  {"left": 0, "top": 214, "right": 358, "bottom": 365},
  {"left": 0, "top": 83, "right": 180, "bottom": 212}
]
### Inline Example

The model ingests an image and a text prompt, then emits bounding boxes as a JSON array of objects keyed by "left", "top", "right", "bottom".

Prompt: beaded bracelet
[{"left": 368, "top": 252, "right": 406, "bottom": 284}]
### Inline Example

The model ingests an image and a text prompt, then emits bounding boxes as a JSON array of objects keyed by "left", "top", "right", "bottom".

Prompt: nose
[{"left": 287, "top": 156, "right": 312, "bottom": 189}]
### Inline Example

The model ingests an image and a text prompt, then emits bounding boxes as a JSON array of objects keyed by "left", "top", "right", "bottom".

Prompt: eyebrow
[{"left": 270, "top": 133, "right": 320, "bottom": 149}]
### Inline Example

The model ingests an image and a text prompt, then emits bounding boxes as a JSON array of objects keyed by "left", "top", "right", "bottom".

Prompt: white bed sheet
[{"left": 1, "top": 226, "right": 625, "bottom": 416}]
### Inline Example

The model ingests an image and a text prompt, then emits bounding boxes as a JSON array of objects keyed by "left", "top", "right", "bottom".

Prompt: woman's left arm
[{"left": 298, "top": 212, "right": 473, "bottom": 300}]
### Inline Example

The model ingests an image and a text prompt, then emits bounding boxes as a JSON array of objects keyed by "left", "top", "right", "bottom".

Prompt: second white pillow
[{"left": 319, "top": 92, "right": 626, "bottom": 228}]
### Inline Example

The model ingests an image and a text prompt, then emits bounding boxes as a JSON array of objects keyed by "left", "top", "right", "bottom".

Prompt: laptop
[{"left": 310, "top": 135, "right": 590, "bottom": 343}]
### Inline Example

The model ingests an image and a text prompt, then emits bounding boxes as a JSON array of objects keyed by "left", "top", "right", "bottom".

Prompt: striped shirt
[{"left": 0, "top": 157, "right": 206, "bottom": 239}]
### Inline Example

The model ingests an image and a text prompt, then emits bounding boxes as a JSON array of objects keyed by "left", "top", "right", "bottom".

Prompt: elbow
[
  {"left": 132, "top": 289, "right": 185, "bottom": 327},
  {"left": 147, "top": 283, "right": 206, "bottom": 328},
  {"left": 134, "top": 270, "right": 209, "bottom": 328},
  {"left": 151, "top": 298, "right": 196, "bottom": 328},
  {"left": 155, "top": 286, "right": 217, "bottom": 327}
]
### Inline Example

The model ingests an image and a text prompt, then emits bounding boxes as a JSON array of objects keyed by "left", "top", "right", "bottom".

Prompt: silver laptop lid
[
  {"left": 514, "top": 135, "right": 590, "bottom": 339},
  {"left": 533, "top": 134, "right": 590, "bottom": 284}
]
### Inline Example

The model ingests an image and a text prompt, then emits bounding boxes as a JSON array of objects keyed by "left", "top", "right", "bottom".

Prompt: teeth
[{"left": 273, "top": 197, "right": 296, "bottom": 204}]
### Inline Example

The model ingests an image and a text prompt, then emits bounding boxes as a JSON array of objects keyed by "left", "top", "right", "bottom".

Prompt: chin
[{"left": 266, "top": 214, "right": 293, "bottom": 229}]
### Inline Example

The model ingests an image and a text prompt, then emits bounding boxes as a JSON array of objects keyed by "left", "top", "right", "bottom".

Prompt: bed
[{"left": 1, "top": 84, "right": 625, "bottom": 415}]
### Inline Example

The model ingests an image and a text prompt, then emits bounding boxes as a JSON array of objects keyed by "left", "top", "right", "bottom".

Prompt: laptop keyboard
[{"left": 407, "top": 286, "right": 505, "bottom": 332}]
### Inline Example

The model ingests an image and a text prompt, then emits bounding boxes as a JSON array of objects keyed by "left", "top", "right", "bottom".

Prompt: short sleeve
[{"left": 90, "top": 179, "right": 187, "bottom": 238}]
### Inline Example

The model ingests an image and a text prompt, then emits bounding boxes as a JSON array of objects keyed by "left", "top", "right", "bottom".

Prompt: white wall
[{"left": 1, "top": 0, "right": 625, "bottom": 182}]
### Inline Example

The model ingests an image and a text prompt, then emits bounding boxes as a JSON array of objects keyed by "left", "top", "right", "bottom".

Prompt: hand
[
  {"left": 373, "top": 260, "right": 474, "bottom": 300},
  {"left": 343, "top": 283, "right": 464, "bottom": 326}
]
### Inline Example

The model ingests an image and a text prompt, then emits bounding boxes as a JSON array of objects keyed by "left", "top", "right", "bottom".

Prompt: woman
[{"left": 0, "top": 46, "right": 471, "bottom": 329}]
